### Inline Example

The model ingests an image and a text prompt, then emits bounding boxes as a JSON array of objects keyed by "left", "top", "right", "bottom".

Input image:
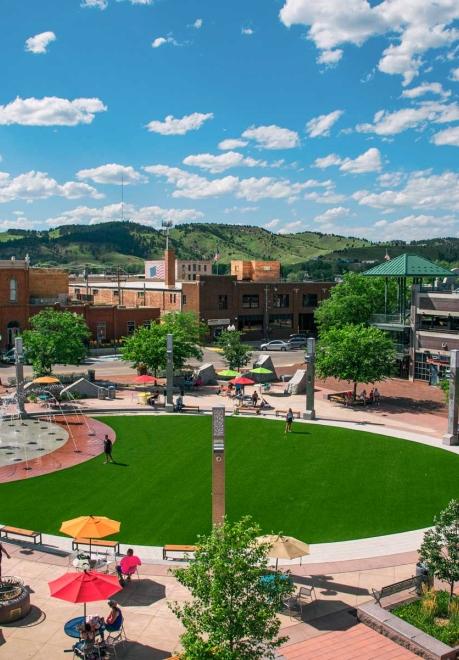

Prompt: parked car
[
  {"left": 260, "top": 339, "right": 292, "bottom": 351},
  {"left": 288, "top": 334, "right": 308, "bottom": 348},
  {"left": 1, "top": 348, "right": 30, "bottom": 364}
]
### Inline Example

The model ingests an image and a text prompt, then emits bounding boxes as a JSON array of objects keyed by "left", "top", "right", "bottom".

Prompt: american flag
[{"left": 148, "top": 261, "right": 165, "bottom": 279}]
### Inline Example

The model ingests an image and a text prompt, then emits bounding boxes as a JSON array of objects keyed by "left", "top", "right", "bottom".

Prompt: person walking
[
  {"left": 0, "top": 541, "right": 11, "bottom": 582},
  {"left": 103, "top": 434, "right": 114, "bottom": 464},
  {"left": 285, "top": 408, "right": 294, "bottom": 434}
]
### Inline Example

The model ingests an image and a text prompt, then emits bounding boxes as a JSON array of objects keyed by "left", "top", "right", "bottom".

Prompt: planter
[{"left": 0, "top": 577, "right": 31, "bottom": 624}]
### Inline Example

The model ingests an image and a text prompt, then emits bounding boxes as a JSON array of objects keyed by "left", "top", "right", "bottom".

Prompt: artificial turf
[{"left": 1, "top": 415, "right": 459, "bottom": 546}]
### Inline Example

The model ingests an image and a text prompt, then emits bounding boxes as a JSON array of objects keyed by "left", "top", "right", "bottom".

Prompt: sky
[{"left": 1, "top": 0, "right": 459, "bottom": 242}]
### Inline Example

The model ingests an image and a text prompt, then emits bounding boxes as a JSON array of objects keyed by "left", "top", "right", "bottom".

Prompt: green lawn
[{"left": 1, "top": 416, "right": 458, "bottom": 546}]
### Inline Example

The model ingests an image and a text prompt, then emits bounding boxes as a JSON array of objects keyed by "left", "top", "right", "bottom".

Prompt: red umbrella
[
  {"left": 134, "top": 375, "right": 157, "bottom": 384},
  {"left": 49, "top": 570, "right": 122, "bottom": 617},
  {"left": 229, "top": 376, "right": 255, "bottom": 385}
]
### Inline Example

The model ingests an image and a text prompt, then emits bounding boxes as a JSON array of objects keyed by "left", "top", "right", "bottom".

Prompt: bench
[
  {"left": 181, "top": 405, "right": 200, "bottom": 413},
  {"left": 163, "top": 544, "right": 198, "bottom": 561},
  {"left": 275, "top": 409, "right": 301, "bottom": 419},
  {"left": 236, "top": 407, "right": 261, "bottom": 416},
  {"left": 0, "top": 525, "right": 42, "bottom": 545},
  {"left": 371, "top": 576, "right": 419, "bottom": 606},
  {"left": 328, "top": 393, "right": 366, "bottom": 406},
  {"left": 72, "top": 538, "right": 120, "bottom": 554}
]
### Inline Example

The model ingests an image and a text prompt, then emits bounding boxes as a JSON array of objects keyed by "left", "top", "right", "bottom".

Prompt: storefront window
[
  {"left": 242, "top": 294, "right": 259, "bottom": 309},
  {"left": 269, "top": 314, "right": 293, "bottom": 328}
]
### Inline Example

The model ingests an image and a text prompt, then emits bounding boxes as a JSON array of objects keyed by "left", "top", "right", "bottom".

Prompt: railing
[
  {"left": 419, "top": 285, "right": 459, "bottom": 294},
  {"left": 393, "top": 343, "right": 410, "bottom": 354},
  {"left": 371, "top": 314, "right": 409, "bottom": 325},
  {"left": 29, "top": 296, "right": 69, "bottom": 305},
  {"left": 418, "top": 326, "right": 459, "bottom": 335}
]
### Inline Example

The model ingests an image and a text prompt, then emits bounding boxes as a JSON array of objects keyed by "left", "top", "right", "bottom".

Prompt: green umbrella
[
  {"left": 217, "top": 369, "right": 240, "bottom": 377},
  {"left": 250, "top": 367, "right": 273, "bottom": 374}
]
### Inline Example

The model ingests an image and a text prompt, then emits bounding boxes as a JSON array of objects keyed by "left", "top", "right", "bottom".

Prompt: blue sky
[{"left": 1, "top": 0, "right": 459, "bottom": 241}]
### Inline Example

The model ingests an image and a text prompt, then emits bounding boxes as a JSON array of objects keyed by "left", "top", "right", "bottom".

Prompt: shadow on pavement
[{"left": 116, "top": 579, "right": 166, "bottom": 607}]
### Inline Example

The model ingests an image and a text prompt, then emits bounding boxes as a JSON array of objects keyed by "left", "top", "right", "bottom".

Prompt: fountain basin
[{"left": 0, "top": 576, "right": 31, "bottom": 623}]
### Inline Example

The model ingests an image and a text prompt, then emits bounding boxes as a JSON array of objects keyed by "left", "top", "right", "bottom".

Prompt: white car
[{"left": 260, "top": 339, "right": 292, "bottom": 351}]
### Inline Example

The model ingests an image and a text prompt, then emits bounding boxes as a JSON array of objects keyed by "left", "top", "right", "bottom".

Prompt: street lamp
[{"left": 303, "top": 337, "right": 316, "bottom": 420}]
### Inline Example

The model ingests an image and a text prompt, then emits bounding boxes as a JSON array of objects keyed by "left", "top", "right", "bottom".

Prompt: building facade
[
  {"left": 144, "top": 258, "right": 213, "bottom": 281},
  {"left": 230, "top": 260, "right": 281, "bottom": 282}
]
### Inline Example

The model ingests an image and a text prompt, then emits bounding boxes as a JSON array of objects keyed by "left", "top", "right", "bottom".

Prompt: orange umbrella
[
  {"left": 32, "top": 376, "right": 60, "bottom": 384},
  {"left": 49, "top": 570, "right": 121, "bottom": 617},
  {"left": 60, "top": 515, "right": 120, "bottom": 557}
]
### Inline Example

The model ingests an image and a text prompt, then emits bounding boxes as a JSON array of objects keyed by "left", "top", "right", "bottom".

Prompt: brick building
[
  {"left": 230, "top": 260, "right": 281, "bottom": 283},
  {"left": 144, "top": 257, "right": 213, "bottom": 281}
]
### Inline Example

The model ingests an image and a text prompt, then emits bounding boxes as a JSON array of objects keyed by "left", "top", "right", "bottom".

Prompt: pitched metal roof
[{"left": 362, "top": 253, "right": 453, "bottom": 277}]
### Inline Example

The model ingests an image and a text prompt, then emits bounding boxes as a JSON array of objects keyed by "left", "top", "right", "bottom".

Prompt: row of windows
[
  {"left": 241, "top": 293, "right": 318, "bottom": 309},
  {"left": 96, "top": 319, "right": 152, "bottom": 340},
  {"left": 181, "top": 263, "right": 208, "bottom": 272}
]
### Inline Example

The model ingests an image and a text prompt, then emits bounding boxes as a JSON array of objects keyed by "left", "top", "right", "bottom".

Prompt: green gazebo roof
[{"left": 362, "top": 253, "right": 453, "bottom": 278}]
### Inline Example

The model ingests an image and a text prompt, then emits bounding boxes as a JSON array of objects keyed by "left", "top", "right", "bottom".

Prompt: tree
[
  {"left": 315, "top": 273, "right": 397, "bottom": 332},
  {"left": 315, "top": 324, "right": 395, "bottom": 400},
  {"left": 217, "top": 330, "right": 252, "bottom": 371},
  {"left": 420, "top": 500, "right": 459, "bottom": 599},
  {"left": 170, "top": 517, "right": 294, "bottom": 660},
  {"left": 23, "top": 309, "right": 90, "bottom": 376},
  {"left": 121, "top": 312, "right": 205, "bottom": 375}
]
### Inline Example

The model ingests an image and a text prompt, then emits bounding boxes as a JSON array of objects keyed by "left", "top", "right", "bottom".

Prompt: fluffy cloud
[
  {"left": 25, "top": 31, "right": 56, "bottom": 54},
  {"left": 242, "top": 124, "right": 300, "bottom": 149},
  {"left": 432, "top": 125, "right": 459, "bottom": 146},
  {"left": 451, "top": 67, "right": 459, "bottom": 81},
  {"left": 242, "top": 28, "right": 254, "bottom": 36},
  {"left": 76, "top": 163, "right": 147, "bottom": 185},
  {"left": 151, "top": 36, "right": 178, "bottom": 48},
  {"left": 0, "top": 96, "right": 107, "bottom": 126},
  {"left": 354, "top": 170, "right": 459, "bottom": 211},
  {"left": 45, "top": 203, "right": 203, "bottom": 227},
  {"left": 182, "top": 151, "right": 266, "bottom": 173},
  {"left": 218, "top": 138, "right": 248, "bottom": 150},
  {"left": 264, "top": 219, "right": 280, "bottom": 229},
  {"left": 401, "top": 82, "right": 450, "bottom": 99},
  {"left": 314, "top": 206, "right": 350, "bottom": 223},
  {"left": 278, "top": 220, "right": 303, "bottom": 234},
  {"left": 378, "top": 171, "right": 404, "bottom": 187},
  {"left": 305, "top": 110, "right": 343, "bottom": 137},
  {"left": 314, "top": 148, "right": 382, "bottom": 173},
  {"left": 356, "top": 101, "right": 459, "bottom": 136},
  {"left": 146, "top": 112, "right": 213, "bottom": 135},
  {"left": 279, "top": 0, "right": 459, "bottom": 85},
  {"left": 371, "top": 214, "right": 457, "bottom": 240},
  {"left": 304, "top": 190, "right": 347, "bottom": 204},
  {"left": 193, "top": 18, "right": 203, "bottom": 29},
  {"left": 0, "top": 170, "right": 102, "bottom": 203},
  {"left": 82, "top": 0, "right": 152, "bottom": 7}
]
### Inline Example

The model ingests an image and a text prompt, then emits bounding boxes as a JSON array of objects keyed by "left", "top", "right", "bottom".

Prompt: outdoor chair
[
  {"left": 73, "top": 640, "right": 102, "bottom": 659},
  {"left": 295, "top": 585, "right": 317, "bottom": 613},
  {"left": 104, "top": 617, "right": 127, "bottom": 658}
]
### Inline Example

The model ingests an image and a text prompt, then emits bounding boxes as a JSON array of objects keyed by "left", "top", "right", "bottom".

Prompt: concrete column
[
  {"left": 166, "top": 333, "right": 174, "bottom": 412},
  {"left": 303, "top": 337, "right": 316, "bottom": 420},
  {"left": 212, "top": 406, "right": 225, "bottom": 525},
  {"left": 443, "top": 349, "right": 459, "bottom": 445},
  {"left": 14, "top": 337, "right": 26, "bottom": 417}
]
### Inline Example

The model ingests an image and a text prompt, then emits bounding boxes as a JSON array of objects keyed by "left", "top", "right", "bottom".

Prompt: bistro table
[{"left": 64, "top": 615, "right": 85, "bottom": 639}]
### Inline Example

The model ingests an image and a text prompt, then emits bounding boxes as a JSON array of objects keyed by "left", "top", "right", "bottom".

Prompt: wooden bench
[
  {"left": 0, "top": 525, "right": 42, "bottom": 545},
  {"left": 371, "top": 576, "right": 419, "bottom": 606},
  {"left": 180, "top": 405, "right": 200, "bottom": 413},
  {"left": 72, "top": 538, "right": 120, "bottom": 554},
  {"left": 237, "top": 407, "right": 261, "bottom": 415},
  {"left": 328, "top": 393, "right": 366, "bottom": 407},
  {"left": 163, "top": 544, "right": 198, "bottom": 561},
  {"left": 275, "top": 409, "right": 301, "bottom": 419}
]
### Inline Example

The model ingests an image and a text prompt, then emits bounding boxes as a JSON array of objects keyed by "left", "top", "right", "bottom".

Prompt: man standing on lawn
[{"left": 103, "top": 434, "right": 114, "bottom": 464}]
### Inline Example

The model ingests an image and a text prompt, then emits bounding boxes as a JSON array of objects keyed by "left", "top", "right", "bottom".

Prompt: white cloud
[
  {"left": 356, "top": 101, "right": 459, "bottom": 136},
  {"left": 146, "top": 112, "right": 213, "bottom": 135},
  {"left": 0, "top": 96, "right": 107, "bottom": 126},
  {"left": 451, "top": 67, "right": 459, "bottom": 81},
  {"left": 305, "top": 110, "right": 343, "bottom": 137},
  {"left": 237, "top": 177, "right": 307, "bottom": 202},
  {"left": 224, "top": 206, "right": 259, "bottom": 214},
  {"left": 182, "top": 151, "right": 266, "bottom": 174},
  {"left": 264, "top": 219, "right": 280, "bottom": 229},
  {"left": 401, "top": 82, "right": 450, "bottom": 99},
  {"left": 25, "top": 31, "right": 56, "bottom": 55},
  {"left": 378, "top": 171, "right": 404, "bottom": 187},
  {"left": 0, "top": 170, "right": 102, "bottom": 204},
  {"left": 278, "top": 220, "right": 303, "bottom": 234},
  {"left": 76, "top": 163, "right": 147, "bottom": 185},
  {"left": 46, "top": 203, "right": 202, "bottom": 227},
  {"left": 242, "top": 28, "right": 254, "bottom": 36},
  {"left": 193, "top": 18, "right": 203, "bottom": 29},
  {"left": 151, "top": 36, "right": 178, "bottom": 48},
  {"left": 305, "top": 190, "right": 347, "bottom": 204},
  {"left": 81, "top": 0, "right": 108, "bottom": 8},
  {"left": 218, "top": 138, "right": 248, "bottom": 150},
  {"left": 313, "top": 148, "right": 382, "bottom": 173},
  {"left": 354, "top": 170, "right": 459, "bottom": 211},
  {"left": 242, "top": 124, "right": 300, "bottom": 149},
  {"left": 279, "top": 0, "right": 459, "bottom": 85},
  {"left": 313, "top": 154, "right": 342, "bottom": 169},
  {"left": 314, "top": 206, "right": 350, "bottom": 223},
  {"left": 432, "top": 125, "right": 459, "bottom": 146},
  {"left": 370, "top": 214, "right": 457, "bottom": 240}
]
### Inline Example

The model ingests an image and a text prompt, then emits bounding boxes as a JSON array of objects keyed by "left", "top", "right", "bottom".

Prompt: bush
[{"left": 394, "top": 591, "right": 459, "bottom": 646}]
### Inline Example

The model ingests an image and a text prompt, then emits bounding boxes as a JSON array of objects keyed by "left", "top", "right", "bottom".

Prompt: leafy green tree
[
  {"left": 315, "top": 273, "right": 397, "bottom": 332},
  {"left": 420, "top": 500, "right": 459, "bottom": 599},
  {"left": 217, "top": 330, "right": 252, "bottom": 371},
  {"left": 316, "top": 324, "right": 395, "bottom": 400},
  {"left": 121, "top": 312, "right": 205, "bottom": 375},
  {"left": 170, "top": 517, "right": 294, "bottom": 660},
  {"left": 23, "top": 309, "right": 90, "bottom": 376}
]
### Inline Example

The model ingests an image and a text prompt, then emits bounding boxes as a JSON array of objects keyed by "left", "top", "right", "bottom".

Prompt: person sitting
[
  {"left": 259, "top": 397, "right": 271, "bottom": 410},
  {"left": 359, "top": 389, "right": 367, "bottom": 404},
  {"left": 147, "top": 391, "right": 159, "bottom": 407},
  {"left": 174, "top": 394, "right": 184, "bottom": 412},
  {"left": 73, "top": 623, "right": 98, "bottom": 659},
  {"left": 101, "top": 600, "right": 123, "bottom": 638},
  {"left": 116, "top": 548, "right": 142, "bottom": 585}
]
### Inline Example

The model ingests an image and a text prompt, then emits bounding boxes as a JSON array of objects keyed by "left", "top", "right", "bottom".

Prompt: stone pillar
[
  {"left": 164, "top": 249, "right": 176, "bottom": 288},
  {"left": 212, "top": 406, "right": 225, "bottom": 525},
  {"left": 166, "top": 333, "right": 174, "bottom": 412},
  {"left": 14, "top": 337, "right": 26, "bottom": 417},
  {"left": 303, "top": 337, "right": 316, "bottom": 420},
  {"left": 443, "top": 349, "right": 459, "bottom": 445}
]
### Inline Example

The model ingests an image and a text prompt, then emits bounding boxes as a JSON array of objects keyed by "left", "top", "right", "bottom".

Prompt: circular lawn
[{"left": 0, "top": 415, "right": 458, "bottom": 546}]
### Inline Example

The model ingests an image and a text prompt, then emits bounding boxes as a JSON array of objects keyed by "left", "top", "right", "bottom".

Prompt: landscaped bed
[
  {"left": 393, "top": 591, "right": 459, "bottom": 647},
  {"left": 0, "top": 415, "right": 459, "bottom": 546}
]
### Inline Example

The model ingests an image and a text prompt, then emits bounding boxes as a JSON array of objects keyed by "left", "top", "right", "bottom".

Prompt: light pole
[
  {"left": 212, "top": 406, "right": 225, "bottom": 525},
  {"left": 264, "top": 285, "right": 269, "bottom": 341},
  {"left": 443, "top": 349, "right": 459, "bottom": 445},
  {"left": 303, "top": 337, "right": 316, "bottom": 420},
  {"left": 166, "top": 333, "right": 174, "bottom": 412},
  {"left": 14, "top": 336, "right": 26, "bottom": 417}
]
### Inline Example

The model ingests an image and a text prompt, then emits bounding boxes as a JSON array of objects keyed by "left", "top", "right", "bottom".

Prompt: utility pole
[
  {"left": 212, "top": 406, "right": 225, "bottom": 525},
  {"left": 166, "top": 333, "right": 174, "bottom": 412},
  {"left": 264, "top": 285, "right": 269, "bottom": 342},
  {"left": 303, "top": 337, "right": 316, "bottom": 420}
]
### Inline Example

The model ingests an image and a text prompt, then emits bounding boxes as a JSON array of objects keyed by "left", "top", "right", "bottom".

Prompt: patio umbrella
[
  {"left": 250, "top": 367, "right": 273, "bottom": 374},
  {"left": 217, "top": 369, "right": 240, "bottom": 378},
  {"left": 49, "top": 570, "right": 121, "bottom": 617},
  {"left": 229, "top": 376, "right": 255, "bottom": 386},
  {"left": 60, "top": 515, "right": 120, "bottom": 558},
  {"left": 134, "top": 375, "right": 157, "bottom": 384},
  {"left": 32, "top": 376, "right": 60, "bottom": 384},
  {"left": 257, "top": 534, "right": 310, "bottom": 570}
]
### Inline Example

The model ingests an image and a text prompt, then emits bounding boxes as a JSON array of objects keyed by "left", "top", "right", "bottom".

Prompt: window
[
  {"left": 198, "top": 265, "right": 201, "bottom": 272},
  {"left": 188, "top": 264, "right": 191, "bottom": 271},
  {"left": 113, "top": 289, "right": 119, "bottom": 297},
  {"left": 242, "top": 294, "right": 259, "bottom": 309},
  {"left": 9, "top": 278, "right": 17, "bottom": 302},
  {"left": 74, "top": 288, "right": 80, "bottom": 295},
  {"left": 143, "top": 320, "right": 152, "bottom": 328},
  {"left": 192, "top": 274, "right": 196, "bottom": 281},
  {"left": 238, "top": 315, "right": 263, "bottom": 332},
  {"left": 303, "top": 293, "right": 318, "bottom": 307},
  {"left": 127, "top": 321, "right": 136, "bottom": 334},
  {"left": 92, "top": 288, "right": 99, "bottom": 295},
  {"left": 273, "top": 293, "right": 289, "bottom": 308},
  {"left": 96, "top": 322, "right": 106, "bottom": 341},
  {"left": 183, "top": 294, "right": 187, "bottom": 305},
  {"left": 169, "top": 294, "right": 177, "bottom": 303},
  {"left": 193, "top": 264, "right": 197, "bottom": 272},
  {"left": 137, "top": 290, "right": 145, "bottom": 298},
  {"left": 269, "top": 314, "right": 293, "bottom": 328},
  {"left": 204, "top": 265, "right": 207, "bottom": 272},
  {"left": 218, "top": 294, "right": 228, "bottom": 310}
]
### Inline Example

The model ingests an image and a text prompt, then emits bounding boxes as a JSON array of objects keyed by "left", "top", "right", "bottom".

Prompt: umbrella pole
[
  {"left": 84, "top": 601, "right": 87, "bottom": 619},
  {"left": 89, "top": 538, "right": 91, "bottom": 561}
]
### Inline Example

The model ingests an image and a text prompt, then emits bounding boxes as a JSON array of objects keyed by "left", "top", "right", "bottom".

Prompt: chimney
[{"left": 164, "top": 249, "right": 176, "bottom": 287}]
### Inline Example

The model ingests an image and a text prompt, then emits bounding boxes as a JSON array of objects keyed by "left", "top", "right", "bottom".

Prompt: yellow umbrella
[
  {"left": 60, "top": 515, "right": 120, "bottom": 557},
  {"left": 257, "top": 534, "right": 310, "bottom": 570},
  {"left": 33, "top": 376, "right": 60, "bottom": 384}
]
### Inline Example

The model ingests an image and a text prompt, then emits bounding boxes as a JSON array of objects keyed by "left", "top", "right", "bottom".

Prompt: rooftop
[{"left": 363, "top": 253, "right": 454, "bottom": 278}]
